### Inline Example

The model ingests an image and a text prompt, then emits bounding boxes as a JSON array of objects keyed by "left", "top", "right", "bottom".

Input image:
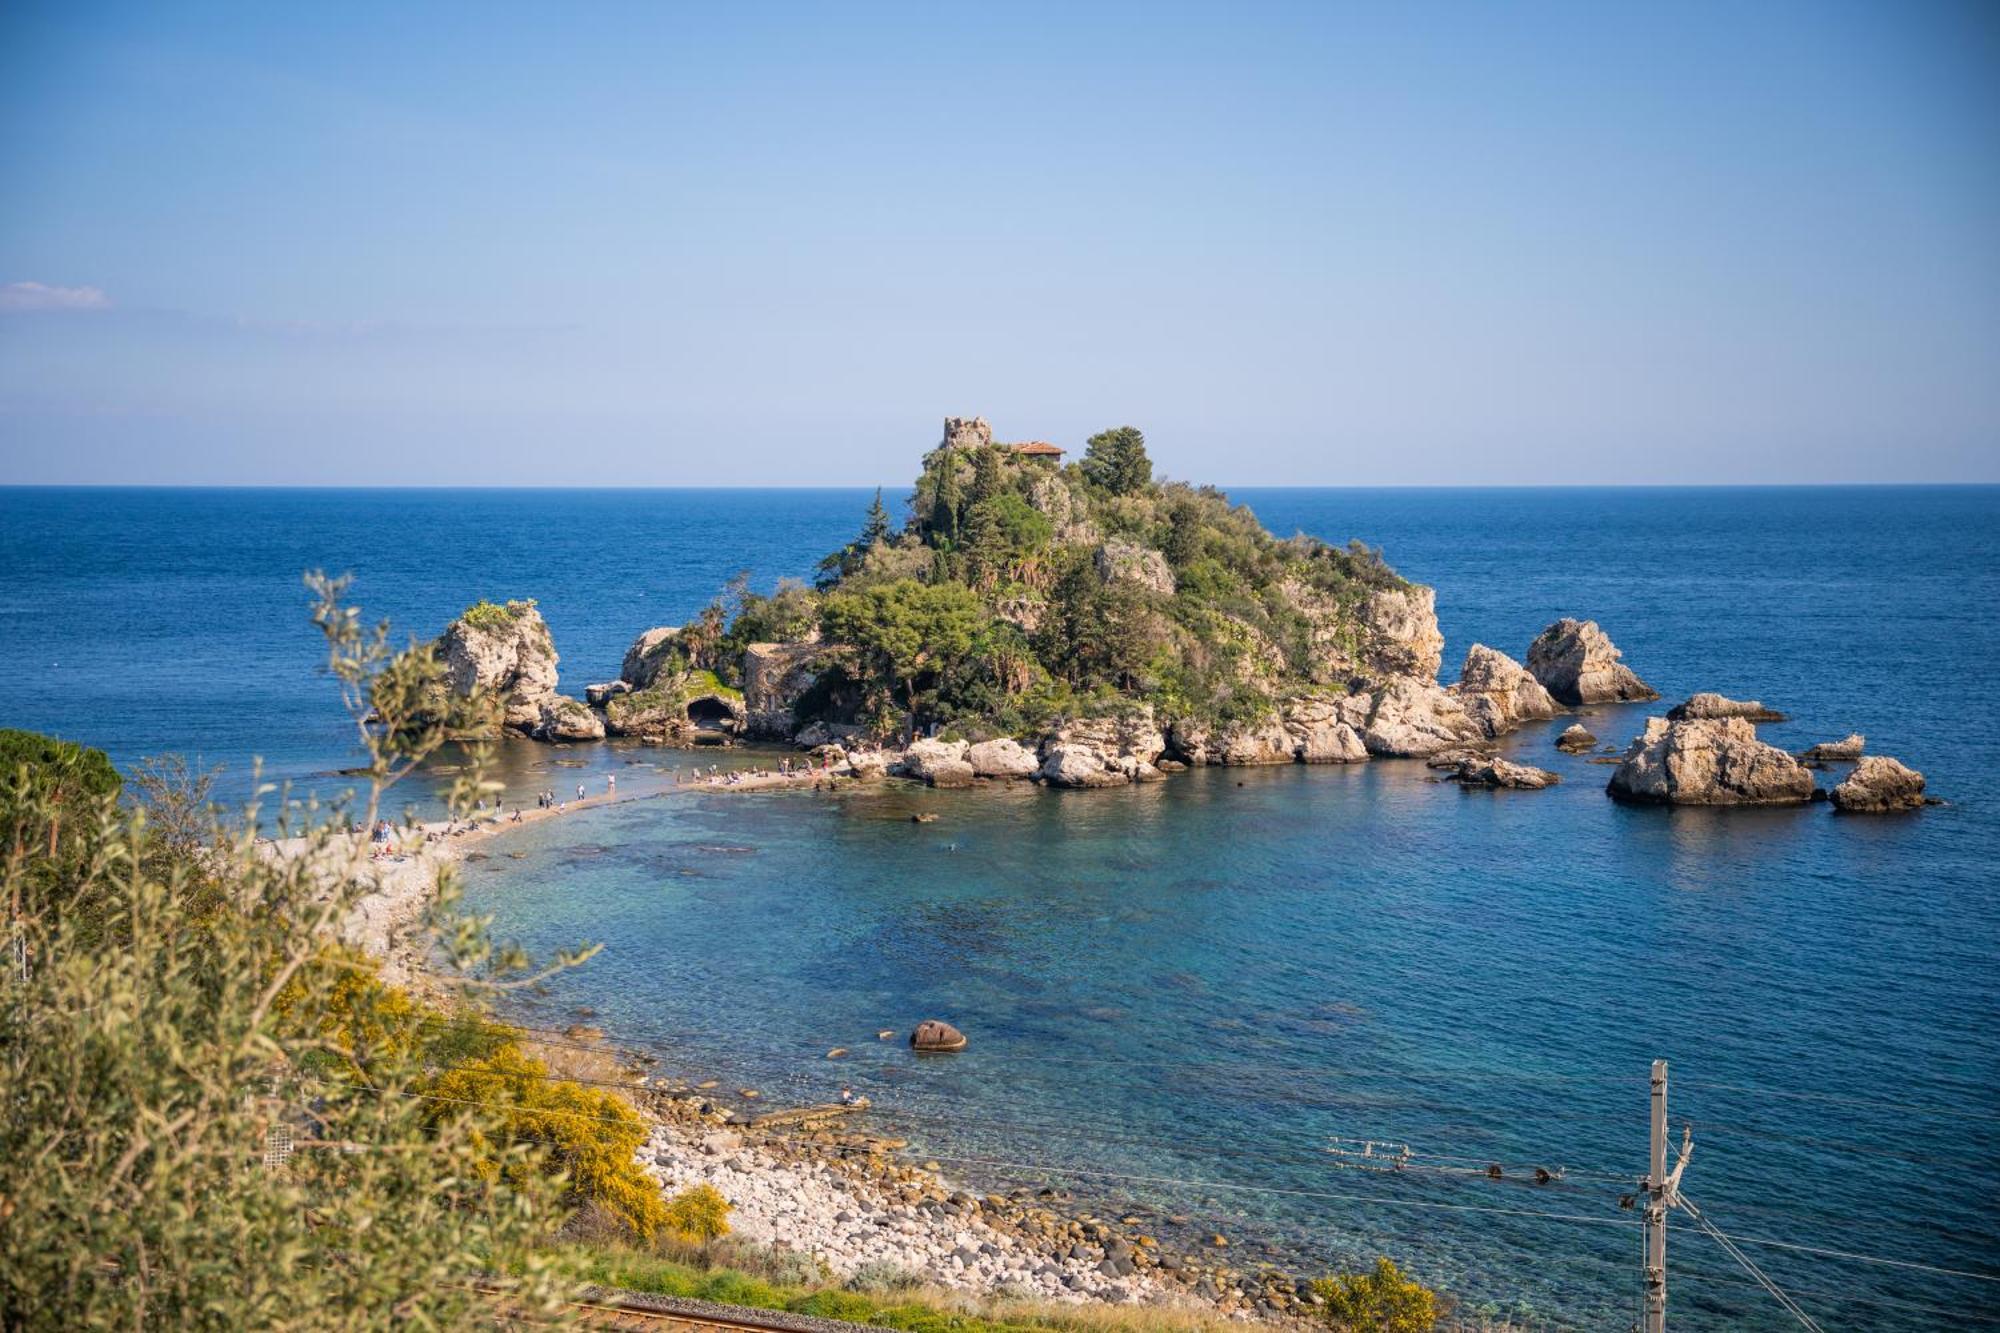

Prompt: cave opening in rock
[{"left": 685, "top": 695, "right": 734, "bottom": 729}]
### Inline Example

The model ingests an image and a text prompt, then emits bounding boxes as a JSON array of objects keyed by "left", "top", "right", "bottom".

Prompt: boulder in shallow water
[
  {"left": 1360, "top": 679, "right": 1485, "bottom": 757},
  {"left": 1453, "top": 756, "right": 1561, "bottom": 790},
  {"left": 1607, "top": 716, "right": 1813, "bottom": 806},
  {"left": 911, "top": 1020, "right": 967, "bottom": 1052},
  {"left": 1040, "top": 744, "right": 1128, "bottom": 788},
  {"left": 1830, "top": 756, "right": 1927, "bottom": 813},
  {"left": 1526, "top": 619, "right": 1657, "bottom": 706},
  {"left": 1800, "top": 734, "right": 1865, "bottom": 762},
  {"left": 1667, "top": 692, "right": 1787, "bottom": 723},
  {"left": 1451, "top": 644, "right": 1559, "bottom": 739},
  {"left": 966, "top": 737, "right": 1040, "bottom": 779},
  {"left": 532, "top": 696, "right": 606, "bottom": 742},
  {"left": 1556, "top": 723, "right": 1598, "bottom": 753},
  {"left": 898, "top": 738, "right": 971, "bottom": 787}
]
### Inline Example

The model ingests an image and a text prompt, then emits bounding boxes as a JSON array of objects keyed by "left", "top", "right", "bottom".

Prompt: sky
[{"left": 1, "top": 1, "right": 1996, "bottom": 486}]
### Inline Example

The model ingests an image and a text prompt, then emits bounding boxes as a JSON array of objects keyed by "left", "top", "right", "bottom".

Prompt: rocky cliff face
[
  {"left": 1451, "top": 645, "right": 1558, "bottom": 739},
  {"left": 1526, "top": 619, "right": 1657, "bottom": 706},
  {"left": 742, "top": 641, "right": 832, "bottom": 739},
  {"left": 1607, "top": 716, "right": 1814, "bottom": 806},
  {"left": 431, "top": 600, "right": 584, "bottom": 737},
  {"left": 1360, "top": 587, "right": 1446, "bottom": 682}
]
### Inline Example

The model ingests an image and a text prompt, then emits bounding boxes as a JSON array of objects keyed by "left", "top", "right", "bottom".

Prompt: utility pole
[{"left": 1644, "top": 1059, "right": 1668, "bottom": 1333}]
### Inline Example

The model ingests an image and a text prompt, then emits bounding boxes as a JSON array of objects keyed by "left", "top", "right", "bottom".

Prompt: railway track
[{"left": 553, "top": 1286, "right": 870, "bottom": 1332}]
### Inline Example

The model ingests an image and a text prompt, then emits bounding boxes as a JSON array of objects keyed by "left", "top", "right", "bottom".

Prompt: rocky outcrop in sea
[
  {"left": 1526, "top": 618, "right": 1658, "bottom": 706},
  {"left": 1606, "top": 715, "right": 1815, "bottom": 806},
  {"left": 1830, "top": 756, "right": 1928, "bottom": 813}
]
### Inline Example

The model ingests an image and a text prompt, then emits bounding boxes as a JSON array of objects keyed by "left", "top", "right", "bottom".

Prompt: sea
[{"left": 2, "top": 485, "right": 1996, "bottom": 1331}]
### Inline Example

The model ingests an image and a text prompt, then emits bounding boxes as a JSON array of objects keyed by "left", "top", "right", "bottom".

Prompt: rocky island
[
  {"left": 417, "top": 419, "right": 1674, "bottom": 788},
  {"left": 411, "top": 416, "right": 1931, "bottom": 815}
]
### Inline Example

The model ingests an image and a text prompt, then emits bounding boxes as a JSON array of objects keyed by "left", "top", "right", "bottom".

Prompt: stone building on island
[{"left": 939, "top": 416, "right": 1065, "bottom": 463}]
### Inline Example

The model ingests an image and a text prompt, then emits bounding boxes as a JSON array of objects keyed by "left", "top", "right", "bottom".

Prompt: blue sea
[{"left": 3, "top": 485, "right": 1997, "bottom": 1330}]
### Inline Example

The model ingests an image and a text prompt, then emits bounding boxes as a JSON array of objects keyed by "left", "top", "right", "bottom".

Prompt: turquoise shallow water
[{"left": 3, "top": 484, "right": 1997, "bottom": 1328}]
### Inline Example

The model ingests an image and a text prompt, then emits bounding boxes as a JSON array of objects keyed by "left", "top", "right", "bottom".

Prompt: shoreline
[{"left": 321, "top": 773, "right": 1312, "bottom": 1323}]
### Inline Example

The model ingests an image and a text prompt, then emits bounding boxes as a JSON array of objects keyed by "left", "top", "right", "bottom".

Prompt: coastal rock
[
  {"left": 621, "top": 627, "right": 686, "bottom": 690},
  {"left": 434, "top": 599, "right": 562, "bottom": 734},
  {"left": 1667, "top": 692, "right": 1787, "bottom": 723},
  {"left": 533, "top": 696, "right": 606, "bottom": 742},
  {"left": 1294, "top": 719, "right": 1369, "bottom": 764},
  {"left": 1360, "top": 679, "right": 1484, "bottom": 757},
  {"left": 1801, "top": 734, "right": 1866, "bottom": 762},
  {"left": 743, "top": 641, "right": 831, "bottom": 739},
  {"left": 1039, "top": 744, "right": 1129, "bottom": 788},
  {"left": 1830, "top": 756, "right": 1927, "bottom": 813},
  {"left": 1093, "top": 539, "right": 1176, "bottom": 597},
  {"left": 1556, "top": 723, "right": 1598, "bottom": 753},
  {"left": 1214, "top": 719, "right": 1295, "bottom": 766},
  {"left": 1041, "top": 710, "right": 1166, "bottom": 772},
  {"left": 843, "top": 750, "right": 890, "bottom": 781},
  {"left": 900, "top": 739, "right": 975, "bottom": 789},
  {"left": 966, "top": 738, "right": 1040, "bottom": 779},
  {"left": 1451, "top": 644, "right": 1559, "bottom": 739},
  {"left": 1453, "top": 756, "right": 1560, "bottom": 790},
  {"left": 1526, "top": 619, "right": 1658, "bottom": 706},
  {"left": 584, "top": 680, "right": 631, "bottom": 707},
  {"left": 603, "top": 679, "right": 747, "bottom": 741},
  {"left": 1360, "top": 586, "right": 1446, "bottom": 682},
  {"left": 1282, "top": 695, "right": 1373, "bottom": 764},
  {"left": 911, "top": 1020, "right": 967, "bottom": 1052},
  {"left": 1606, "top": 717, "right": 1814, "bottom": 806}
]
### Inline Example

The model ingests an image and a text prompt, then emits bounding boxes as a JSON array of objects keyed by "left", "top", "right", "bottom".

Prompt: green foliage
[
  {"left": 662, "top": 1183, "right": 733, "bottom": 1244},
  {"left": 0, "top": 728, "right": 123, "bottom": 933},
  {"left": 460, "top": 597, "right": 534, "bottom": 631},
  {"left": 1310, "top": 1257, "right": 1439, "bottom": 1333},
  {"left": 780, "top": 430, "right": 1418, "bottom": 737},
  {"left": 716, "top": 574, "right": 818, "bottom": 679},
  {"left": 1080, "top": 426, "right": 1152, "bottom": 496},
  {"left": 0, "top": 576, "right": 593, "bottom": 1329},
  {"left": 819, "top": 578, "right": 983, "bottom": 733}
]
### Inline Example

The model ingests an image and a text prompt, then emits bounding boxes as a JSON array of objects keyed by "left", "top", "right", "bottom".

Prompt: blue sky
[{"left": 1, "top": 1, "right": 1995, "bottom": 485}]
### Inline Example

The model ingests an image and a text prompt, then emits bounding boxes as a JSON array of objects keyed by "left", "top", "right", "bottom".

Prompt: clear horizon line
[{"left": 3, "top": 479, "right": 1997, "bottom": 492}]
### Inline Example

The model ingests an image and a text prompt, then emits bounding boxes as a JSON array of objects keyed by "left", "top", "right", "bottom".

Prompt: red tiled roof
[{"left": 1007, "top": 441, "right": 1065, "bottom": 457}]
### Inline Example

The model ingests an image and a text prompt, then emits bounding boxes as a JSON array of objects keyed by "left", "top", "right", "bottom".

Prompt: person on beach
[
  {"left": 576, "top": 783, "right": 585, "bottom": 801},
  {"left": 607, "top": 773, "right": 615, "bottom": 793}
]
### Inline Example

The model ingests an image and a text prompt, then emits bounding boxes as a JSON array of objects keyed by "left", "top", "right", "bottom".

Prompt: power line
[{"left": 1677, "top": 1194, "right": 1825, "bottom": 1333}]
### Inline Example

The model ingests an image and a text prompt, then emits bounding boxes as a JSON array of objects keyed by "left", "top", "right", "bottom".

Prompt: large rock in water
[
  {"left": 434, "top": 599, "right": 564, "bottom": 734},
  {"left": 1526, "top": 619, "right": 1658, "bottom": 706},
  {"left": 1452, "top": 756, "right": 1560, "bottom": 790},
  {"left": 899, "top": 738, "right": 975, "bottom": 788},
  {"left": 1667, "top": 693, "right": 1786, "bottom": 723},
  {"left": 966, "top": 737, "right": 1040, "bottom": 778},
  {"left": 1451, "top": 645, "right": 1559, "bottom": 739},
  {"left": 533, "top": 696, "right": 606, "bottom": 742},
  {"left": 1556, "top": 723, "right": 1598, "bottom": 753},
  {"left": 1830, "top": 756, "right": 1927, "bottom": 813},
  {"left": 1607, "top": 717, "right": 1814, "bottom": 806},
  {"left": 1360, "top": 679, "right": 1485, "bottom": 757},
  {"left": 910, "top": 1019, "right": 967, "bottom": 1052}
]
